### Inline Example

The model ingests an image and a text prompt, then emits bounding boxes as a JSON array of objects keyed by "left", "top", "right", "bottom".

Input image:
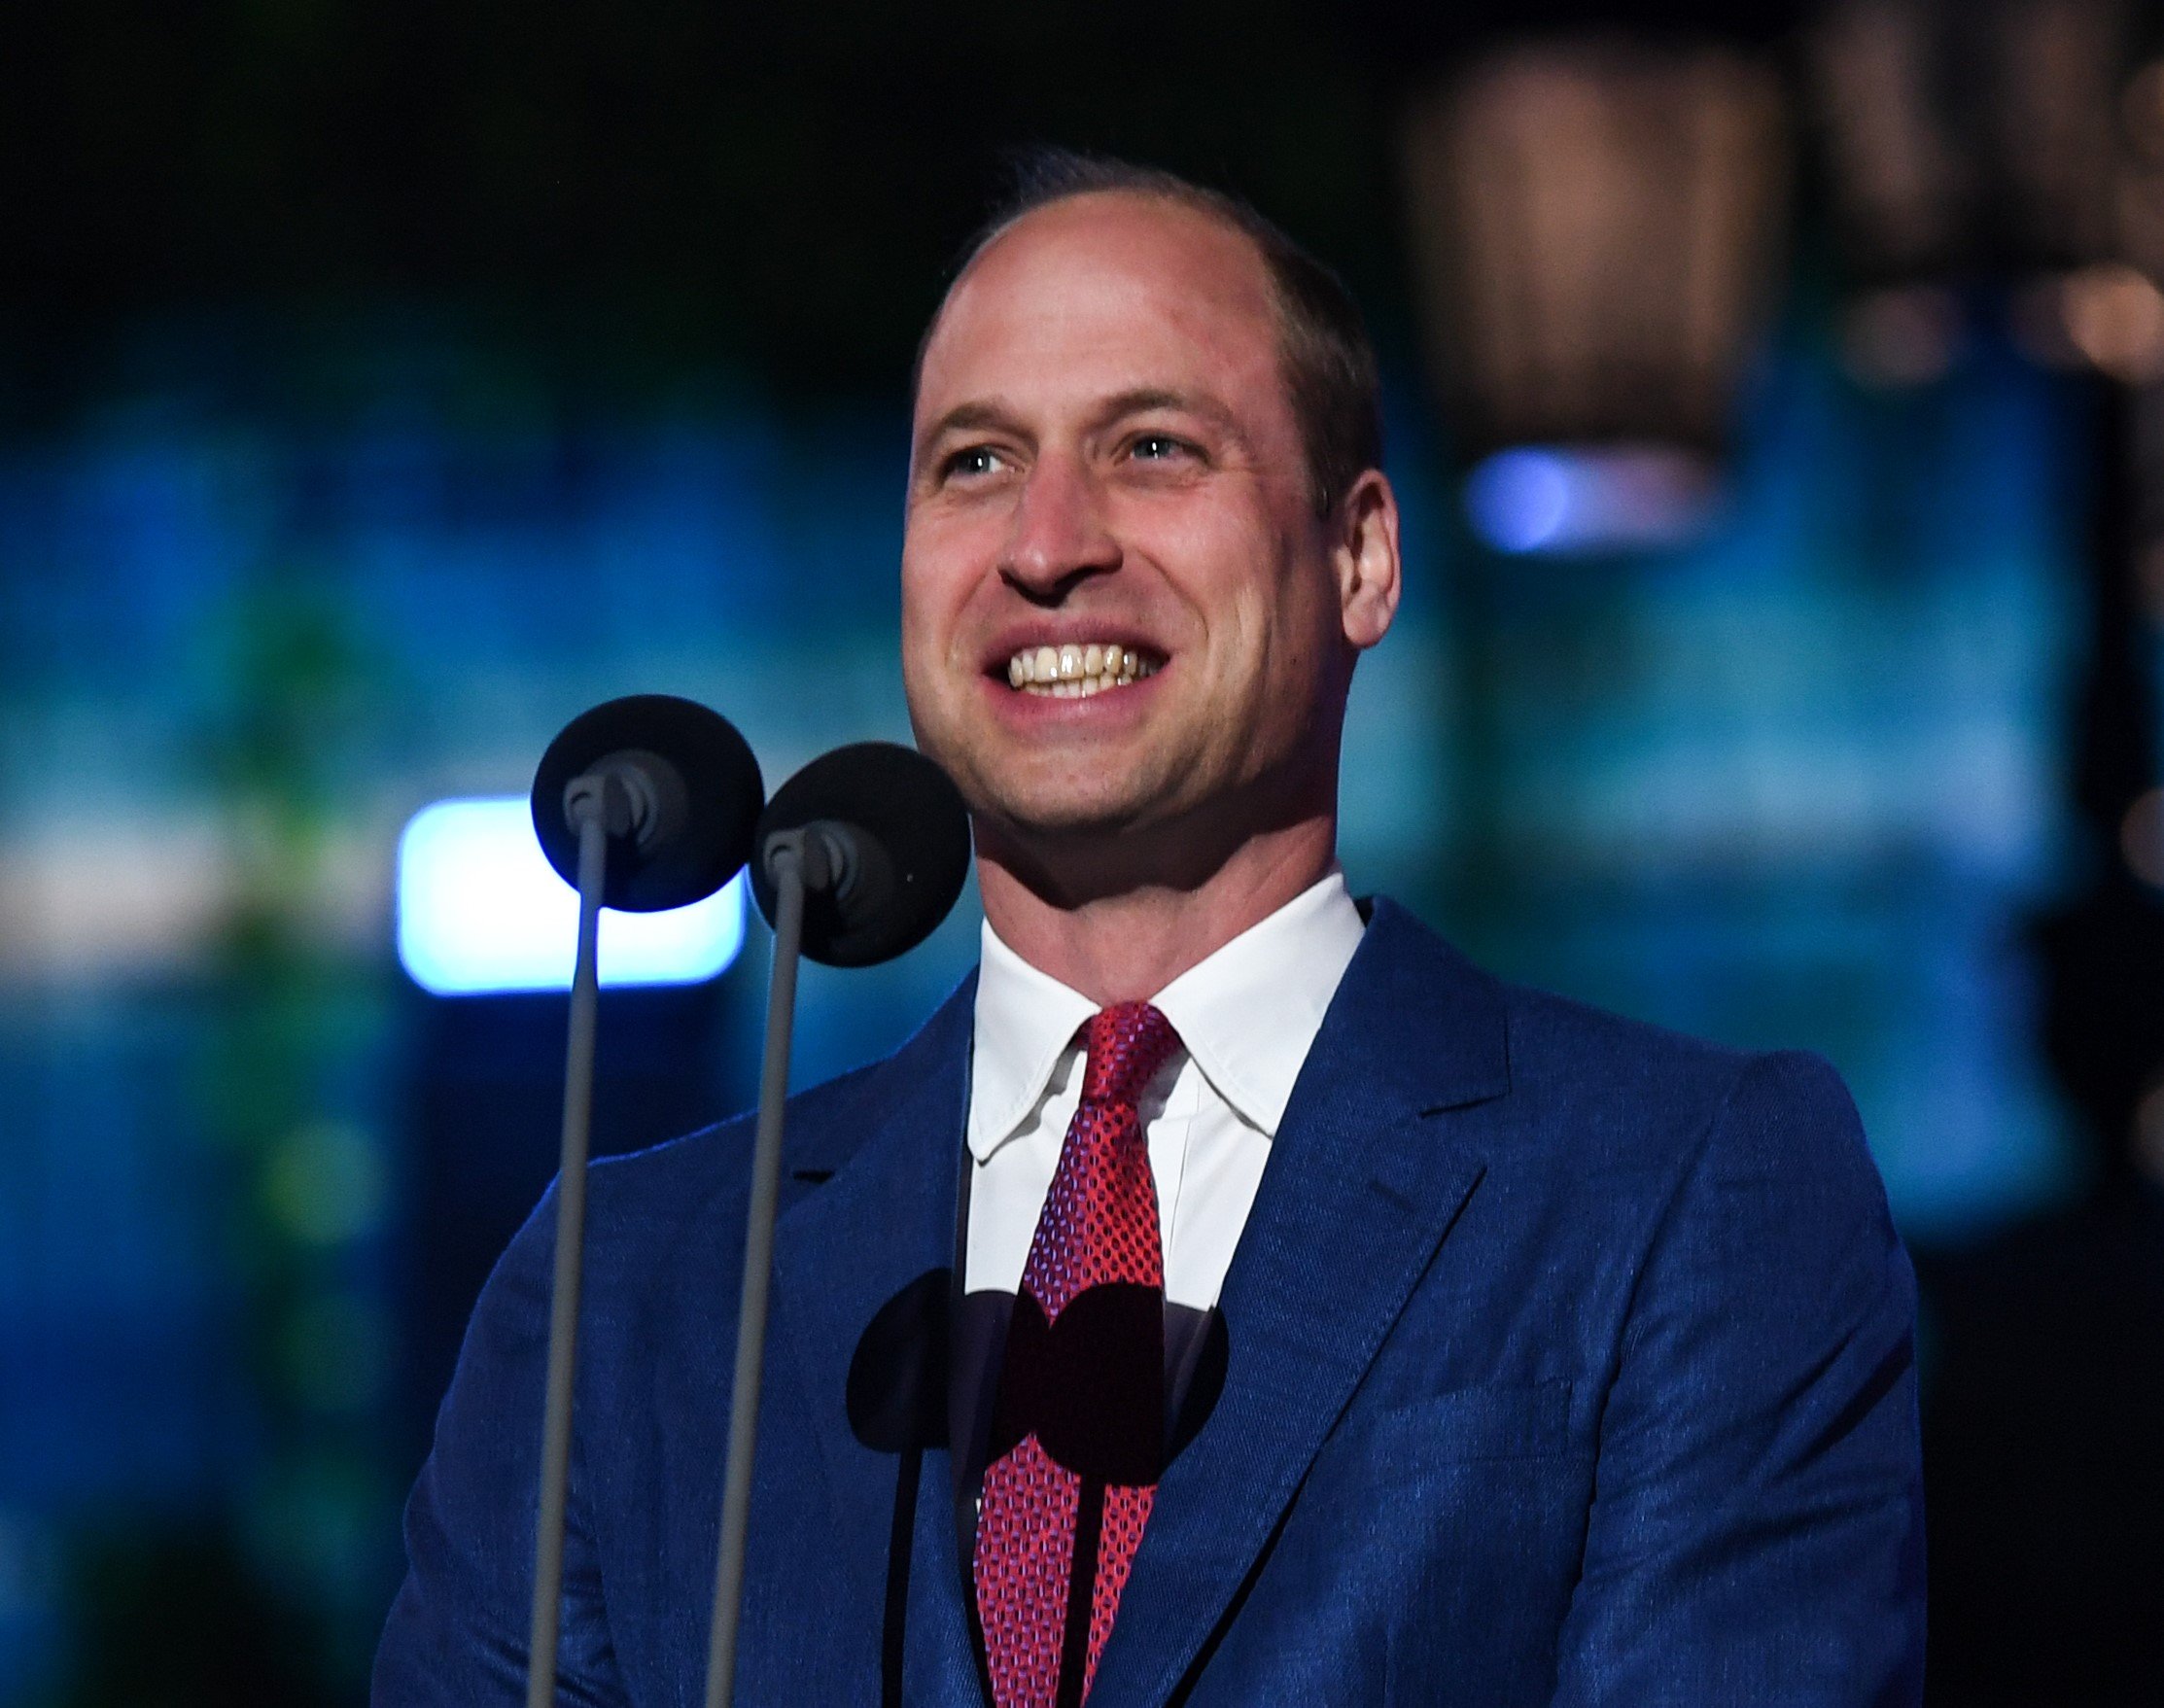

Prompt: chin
[
  {"left": 960, "top": 764, "right": 1176, "bottom": 846},
  {"left": 988, "top": 787, "right": 1151, "bottom": 841}
]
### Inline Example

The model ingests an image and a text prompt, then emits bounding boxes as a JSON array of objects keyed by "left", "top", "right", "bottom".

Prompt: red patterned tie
[{"left": 975, "top": 1001, "right": 1182, "bottom": 1708}]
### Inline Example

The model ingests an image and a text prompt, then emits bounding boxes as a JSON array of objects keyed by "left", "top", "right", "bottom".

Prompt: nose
[{"left": 1000, "top": 451, "right": 1120, "bottom": 601}]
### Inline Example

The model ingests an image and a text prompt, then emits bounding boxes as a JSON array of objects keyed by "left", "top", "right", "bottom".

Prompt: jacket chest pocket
[
  {"left": 1344, "top": 1377, "right": 1579, "bottom": 1473},
  {"left": 1294, "top": 1377, "right": 1588, "bottom": 1561}
]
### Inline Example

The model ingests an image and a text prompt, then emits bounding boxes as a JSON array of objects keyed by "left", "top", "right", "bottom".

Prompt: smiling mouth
[{"left": 1003, "top": 642, "right": 1163, "bottom": 699}]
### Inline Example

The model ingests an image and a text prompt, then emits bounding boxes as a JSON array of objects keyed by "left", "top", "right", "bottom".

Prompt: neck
[{"left": 975, "top": 812, "right": 1339, "bottom": 1005}]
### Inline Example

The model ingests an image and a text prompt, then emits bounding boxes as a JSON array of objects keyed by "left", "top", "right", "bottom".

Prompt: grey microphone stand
[
  {"left": 526, "top": 772, "right": 634, "bottom": 1708},
  {"left": 703, "top": 825, "right": 847, "bottom": 1708}
]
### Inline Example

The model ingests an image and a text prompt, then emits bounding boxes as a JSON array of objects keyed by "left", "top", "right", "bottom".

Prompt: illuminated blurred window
[{"left": 396, "top": 796, "right": 748, "bottom": 994}]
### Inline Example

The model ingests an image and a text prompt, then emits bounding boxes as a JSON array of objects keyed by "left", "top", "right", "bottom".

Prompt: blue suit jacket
[{"left": 375, "top": 899, "right": 1925, "bottom": 1705}]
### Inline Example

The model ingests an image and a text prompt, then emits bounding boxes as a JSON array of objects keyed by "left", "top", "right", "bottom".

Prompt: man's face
[{"left": 902, "top": 192, "right": 1368, "bottom": 862}]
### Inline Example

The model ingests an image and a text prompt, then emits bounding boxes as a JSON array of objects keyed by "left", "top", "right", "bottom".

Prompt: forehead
[{"left": 915, "top": 192, "right": 1287, "bottom": 423}]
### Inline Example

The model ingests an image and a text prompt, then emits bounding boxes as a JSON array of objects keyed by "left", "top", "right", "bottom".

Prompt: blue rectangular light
[{"left": 397, "top": 796, "right": 748, "bottom": 995}]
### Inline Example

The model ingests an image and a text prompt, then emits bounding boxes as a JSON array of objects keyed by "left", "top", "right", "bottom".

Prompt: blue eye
[
  {"left": 946, "top": 446, "right": 1003, "bottom": 479},
  {"left": 1133, "top": 435, "right": 1183, "bottom": 461}
]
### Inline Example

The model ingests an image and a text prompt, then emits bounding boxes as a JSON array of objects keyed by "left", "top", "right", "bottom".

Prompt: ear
[{"left": 1331, "top": 470, "right": 1402, "bottom": 650}]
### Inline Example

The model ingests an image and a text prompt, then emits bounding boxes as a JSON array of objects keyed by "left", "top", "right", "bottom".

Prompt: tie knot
[{"left": 1078, "top": 1001, "right": 1181, "bottom": 1109}]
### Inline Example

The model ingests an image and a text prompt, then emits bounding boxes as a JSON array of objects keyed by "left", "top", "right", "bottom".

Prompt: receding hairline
[
  {"left": 914, "top": 158, "right": 1383, "bottom": 514},
  {"left": 916, "top": 185, "right": 1286, "bottom": 380}
]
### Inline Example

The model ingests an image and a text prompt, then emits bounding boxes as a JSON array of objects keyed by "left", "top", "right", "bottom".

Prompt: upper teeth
[{"left": 1006, "top": 643, "right": 1157, "bottom": 696}]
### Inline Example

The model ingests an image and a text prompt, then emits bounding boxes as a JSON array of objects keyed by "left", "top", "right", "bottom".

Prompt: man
[{"left": 377, "top": 155, "right": 1926, "bottom": 1705}]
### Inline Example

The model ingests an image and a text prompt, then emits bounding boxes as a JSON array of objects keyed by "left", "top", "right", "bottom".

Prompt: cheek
[
  {"left": 1213, "top": 561, "right": 1344, "bottom": 735},
  {"left": 1169, "top": 527, "right": 1330, "bottom": 675},
  {"left": 899, "top": 547, "right": 972, "bottom": 670},
  {"left": 1119, "top": 505, "right": 1274, "bottom": 639},
  {"left": 902, "top": 506, "right": 1010, "bottom": 644}
]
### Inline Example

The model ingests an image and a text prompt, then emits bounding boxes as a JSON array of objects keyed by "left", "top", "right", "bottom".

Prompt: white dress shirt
[{"left": 964, "top": 869, "right": 1367, "bottom": 1311}]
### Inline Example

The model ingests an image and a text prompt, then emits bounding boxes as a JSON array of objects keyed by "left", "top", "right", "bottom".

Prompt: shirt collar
[
  {"left": 967, "top": 868, "right": 1366, "bottom": 1162},
  {"left": 968, "top": 925, "right": 1099, "bottom": 1163}
]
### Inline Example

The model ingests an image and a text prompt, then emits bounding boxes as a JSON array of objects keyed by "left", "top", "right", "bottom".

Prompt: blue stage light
[
  {"left": 1465, "top": 448, "right": 1574, "bottom": 552},
  {"left": 1464, "top": 444, "right": 1719, "bottom": 556},
  {"left": 396, "top": 797, "right": 747, "bottom": 995}
]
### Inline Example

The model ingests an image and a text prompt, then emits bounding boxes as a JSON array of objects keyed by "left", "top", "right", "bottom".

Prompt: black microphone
[
  {"left": 703, "top": 744, "right": 970, "bottom": 1708},
  {"left": 523, "top": 695, "right": 762, "bottom": 1708},
  {"left": 531, "top": 692, "right": 765, "bottom": 912},
  {"left": 748, "top": 741, "right": 973, "bottom": 966}
]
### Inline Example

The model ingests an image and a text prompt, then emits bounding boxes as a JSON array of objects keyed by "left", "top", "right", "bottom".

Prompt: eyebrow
[{"left": 919, "top": 400, "right": 1025, "bottom": 449}]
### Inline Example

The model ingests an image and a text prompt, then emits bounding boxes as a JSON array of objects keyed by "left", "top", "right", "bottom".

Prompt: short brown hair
[{"left": 920, "top": 149, "right": 1383, "bottom": 517}]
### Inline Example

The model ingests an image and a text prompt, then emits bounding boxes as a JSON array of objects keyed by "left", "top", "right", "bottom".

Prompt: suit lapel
[
  {"left": 768, "top": 976, "right": 983, "bottom": 1703},
  {"left": 1089, "top": 901, "right": 1512, "bottom": 1705}
]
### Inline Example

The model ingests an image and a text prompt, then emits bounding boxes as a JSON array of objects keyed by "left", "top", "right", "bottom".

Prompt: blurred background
[{"left": 2, "top": 0, "right": 2160, "bottom": 1701}]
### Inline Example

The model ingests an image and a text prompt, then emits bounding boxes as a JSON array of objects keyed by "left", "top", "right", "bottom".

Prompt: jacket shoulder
[
  {"left": 1365, "top": 899, "right": 1866, "bottom": 1184},
  {"left": 1502, "top": 974, "right": 1753, "bottom": 1092},
  {"left": 582, "top": 969, "right": 974, "bottom": 1224},
  {"left": 1496, "top": 974, "right": 1874, "bottom": 1197}
]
